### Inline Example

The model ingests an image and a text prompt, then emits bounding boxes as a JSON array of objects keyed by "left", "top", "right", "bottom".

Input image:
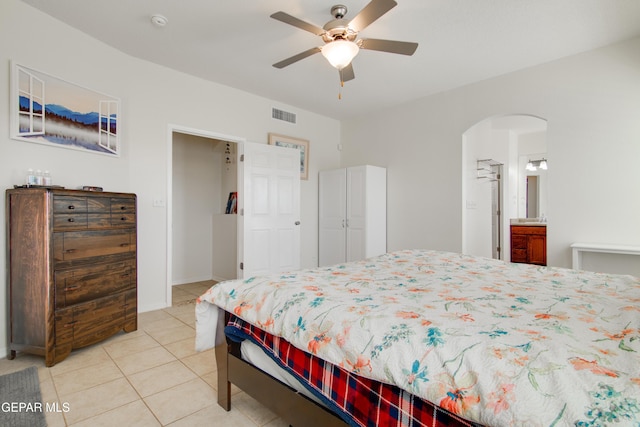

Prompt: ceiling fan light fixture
[{"left": 321, "top": 40, "right": 359, "bottom": 70}]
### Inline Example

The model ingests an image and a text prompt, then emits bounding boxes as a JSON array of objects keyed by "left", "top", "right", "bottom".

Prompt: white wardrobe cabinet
[{"left": 318, "top": 165, "right": 387, "bottom": 267}]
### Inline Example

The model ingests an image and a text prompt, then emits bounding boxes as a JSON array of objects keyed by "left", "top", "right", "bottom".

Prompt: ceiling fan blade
[
  {"left": 270, "top": 11, "right": 325, "bottom": 36},
  {"left": 340, "top": 63, "right": 355, "bottom": 82},
  {"left": 273, "top": 47, "right": 321, "bottom": 69},
  {"left": 348, "top": 0, "right": 398, "bottom": 33},
  {"left": 359, "top": 38, "right": 418, "bottom": 55}
]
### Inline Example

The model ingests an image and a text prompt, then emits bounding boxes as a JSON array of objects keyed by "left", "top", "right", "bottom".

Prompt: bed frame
[{"left": 215, "top": 311, "right": 347, "bottom": 427}]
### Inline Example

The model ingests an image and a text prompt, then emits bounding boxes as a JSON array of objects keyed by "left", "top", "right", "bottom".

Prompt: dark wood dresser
[
  {"left": 6, "top": 188, "right": 137, "bottom": 366},
  {"left": 510, "top": 224, "right": 547, "bottom": 266}
]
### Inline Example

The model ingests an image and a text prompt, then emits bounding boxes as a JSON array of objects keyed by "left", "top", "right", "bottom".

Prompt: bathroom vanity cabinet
[{"left": 510, "top": 224, "right": 547, "bottom": 266}]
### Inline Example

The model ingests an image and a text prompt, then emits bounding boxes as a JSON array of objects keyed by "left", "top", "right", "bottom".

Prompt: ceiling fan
[{"left": 271, "top": 0, "right": 418, "bottom": 84}]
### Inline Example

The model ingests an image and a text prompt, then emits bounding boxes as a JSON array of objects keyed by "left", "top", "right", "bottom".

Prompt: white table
[{"left": 571, "top": 243, "right": 640, "bottom": 270}]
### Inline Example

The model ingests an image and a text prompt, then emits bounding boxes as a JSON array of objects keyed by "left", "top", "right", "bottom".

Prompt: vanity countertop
[{"left": 510, "top": 219, "right": 547, "bottom": 227}]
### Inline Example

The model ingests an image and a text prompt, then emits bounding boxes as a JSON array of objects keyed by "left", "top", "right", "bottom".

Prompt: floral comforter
[{"left": 196, "top": 250, "right": 640, "bottom": 426}]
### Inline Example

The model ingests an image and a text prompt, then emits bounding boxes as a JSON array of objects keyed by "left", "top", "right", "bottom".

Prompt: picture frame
[
  {"left": 268, "top": 133, "right": 309, "bottom": 180},
  {"left": 10, "top": 62, "right": 121, "bottom": 156}
]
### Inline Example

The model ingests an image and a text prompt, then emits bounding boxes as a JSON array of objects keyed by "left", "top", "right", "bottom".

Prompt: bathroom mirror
[
  {"left": 518, "top": 153, "right": 547, "bottom": 219},
  {"left": 527, "top": 175, "right": 539, "bottom": 218}
]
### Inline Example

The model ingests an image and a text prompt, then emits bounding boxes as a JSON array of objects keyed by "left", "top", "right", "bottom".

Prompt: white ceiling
[{"left": 21, "top": 0, "right": 640, "bottom": 120}]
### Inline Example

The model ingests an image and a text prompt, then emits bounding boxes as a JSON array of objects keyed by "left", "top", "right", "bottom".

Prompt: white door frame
[{"left": 166, "top": 124, "right": 246, "bottom": 307}]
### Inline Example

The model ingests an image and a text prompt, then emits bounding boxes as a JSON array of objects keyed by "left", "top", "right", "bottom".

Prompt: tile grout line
[{"left": 102, "top": 330, "right": 165, "bottom": 427}]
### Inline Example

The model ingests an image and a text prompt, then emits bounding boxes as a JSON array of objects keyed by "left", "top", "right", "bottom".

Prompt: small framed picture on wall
[{"left": 268, "top": 133, "right": 309, "bottom": 180}]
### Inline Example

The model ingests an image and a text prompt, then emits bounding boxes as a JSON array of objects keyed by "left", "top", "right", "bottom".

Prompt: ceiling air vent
[{"left": 272, "top": 107, "right": 296, "bottom": 124}]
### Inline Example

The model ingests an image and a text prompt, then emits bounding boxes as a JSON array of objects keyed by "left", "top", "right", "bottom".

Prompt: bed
[{"left": 195, "top": 249, "right": 640, "bottom": 426}]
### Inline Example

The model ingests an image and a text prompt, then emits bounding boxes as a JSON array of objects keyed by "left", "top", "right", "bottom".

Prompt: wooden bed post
[{"left": 215, "top": 342, "right": 231, "bottom": 411}]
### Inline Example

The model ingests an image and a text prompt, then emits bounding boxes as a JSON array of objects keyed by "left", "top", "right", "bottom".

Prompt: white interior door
[{"left": 239, "top": 141, "right": 301, "bottom": 278}]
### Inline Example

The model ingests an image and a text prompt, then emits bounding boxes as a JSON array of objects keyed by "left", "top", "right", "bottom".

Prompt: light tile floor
[{"left": 0, "top": 281, "right": 288, "bottom": 427}]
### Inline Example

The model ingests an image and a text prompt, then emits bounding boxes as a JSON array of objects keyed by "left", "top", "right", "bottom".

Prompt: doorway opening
[
  {"left": 166, "top": 125, "right": 244, "bottom": 307},
  {"left": 462, "top": 115, "right": 547, "bottom": 261}
]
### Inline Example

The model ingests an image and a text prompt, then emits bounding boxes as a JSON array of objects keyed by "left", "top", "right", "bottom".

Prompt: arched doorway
[{"left": 462, "top": 115, "right": 547, "bottom": 261}]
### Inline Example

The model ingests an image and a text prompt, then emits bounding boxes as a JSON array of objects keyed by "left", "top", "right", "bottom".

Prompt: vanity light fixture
[
  {"left": 539, "top": 159, "right": 548, "bottom": 170},
  {"left": 526, "top": 158, "right": 548, "bottom": 171}
]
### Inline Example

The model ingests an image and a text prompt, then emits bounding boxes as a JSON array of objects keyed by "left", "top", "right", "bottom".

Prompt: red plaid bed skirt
[{"left": 225, "top": 315, "right": 481, "bottom": 427}]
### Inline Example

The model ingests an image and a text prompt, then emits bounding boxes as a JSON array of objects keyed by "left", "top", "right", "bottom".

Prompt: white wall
[
  {"left": 0, "top": 0, "right": 341, "bottom": 357},
  {"left": 342, "top": 36, "right": 640, "bottom": 268}
]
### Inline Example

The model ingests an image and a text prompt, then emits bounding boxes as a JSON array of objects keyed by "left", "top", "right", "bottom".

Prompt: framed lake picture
[
  {"left": 268, "top": 133, "right": 309, "bottom": 180},
  {"left": 10, "top": 62, "right": 120, "bottom": 156}
]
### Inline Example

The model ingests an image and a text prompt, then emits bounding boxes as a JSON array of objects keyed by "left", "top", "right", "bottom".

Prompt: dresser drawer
[
  {"left": 53, "top": 230, "right": 136, "bottom": 261},
  {"left": 111, "top": 198, "right": 135, "bottom": 213},
  {"left": 54, "top": 213, "right": 89, "bottom": 229},
  {"left": 54, "top": 196, "right": 88, "bottom": 213},
  {"left": 84, "top": 197, "right": 136, "bottom": 228},
  {"left": 54, "top": 196, "right": 136, "bottom": 230},
  {"left": 111, "top": 198, "right": 136, "bottom": 227},
  {"left": 55, "top": 260, "right": 136, "bottom": 308},
  {"left": 87, "top": 197, "right": 111, "bottom": 228},
  {"left": 55, "top": 291, "right": 132, "bottom": 350},
  {"left": 54, "top": 196, "right": 89, "bottom": 230}
]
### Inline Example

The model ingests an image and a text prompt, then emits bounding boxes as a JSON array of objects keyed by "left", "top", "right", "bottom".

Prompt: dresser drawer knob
[
  {"left": 120, "top": 206, "right": 127, "bottom": 210},
  {"left": 68, "top": 205, "right": 75, "bottom": 210},
  {"left": 68, "top": 218, "right": 75, "bottom": 223},
  {"left": 120, "top": 217, "right": 127, "bottom": 221},
  {"left": 65, "top": 249, "right": 76, "bottom": 254},
  {"left": 120, "top": 243, "right": 129, "bottom": 247}
]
